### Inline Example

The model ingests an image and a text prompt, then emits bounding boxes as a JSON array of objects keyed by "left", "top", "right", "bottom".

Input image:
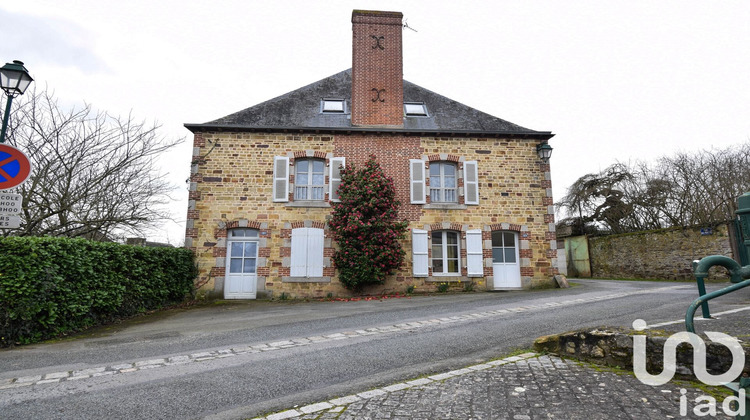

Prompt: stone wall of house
[
  {"left": 588, "top": 224, "right": 733, "bottom": 280},
  {"left": 186, "top": 131, "right": 557, "bottom": 298}
]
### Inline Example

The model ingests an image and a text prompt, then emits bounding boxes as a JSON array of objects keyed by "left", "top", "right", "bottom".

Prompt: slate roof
[{"left": 185, "top": 69, "right": 553, "bottom": 139}]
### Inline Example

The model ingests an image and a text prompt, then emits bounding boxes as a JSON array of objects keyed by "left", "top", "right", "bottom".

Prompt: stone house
[{"left": 184, "top": 10, "right": 557, "bottom": 299}]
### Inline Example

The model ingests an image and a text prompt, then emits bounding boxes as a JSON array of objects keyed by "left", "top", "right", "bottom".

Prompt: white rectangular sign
[
  {"left": 0, "top": 193, "right": 22, "bottom": 215},
  {"left": 0, "top": 215, "right": 20, "bottom": 229}
]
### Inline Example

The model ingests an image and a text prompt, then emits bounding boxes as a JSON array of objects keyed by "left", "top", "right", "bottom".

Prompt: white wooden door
[
  {"left": 492, "top": 231, "right": 521, "bottom": 289},
  {"left": 225, "top": 229, "right": 258, "bottom": 299}
]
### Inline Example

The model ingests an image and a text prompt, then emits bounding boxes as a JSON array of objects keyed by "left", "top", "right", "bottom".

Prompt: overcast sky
[{"left": 2, "top": 1, "right": 749, "bottom": 244}]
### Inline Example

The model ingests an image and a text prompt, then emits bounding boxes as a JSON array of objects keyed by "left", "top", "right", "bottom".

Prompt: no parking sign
[{"left": 0, "top": 143, "right": 31, "bottom": 190}]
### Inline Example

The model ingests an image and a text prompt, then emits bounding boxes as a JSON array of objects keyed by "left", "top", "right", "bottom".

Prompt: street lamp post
[{"left": 0, "top": 60, "right": 34, "bottom": 144}]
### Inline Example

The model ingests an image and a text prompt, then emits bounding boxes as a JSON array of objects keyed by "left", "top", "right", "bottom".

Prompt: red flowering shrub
[{"left": 329, "top": 156, "right": 408, "bottom": 290}]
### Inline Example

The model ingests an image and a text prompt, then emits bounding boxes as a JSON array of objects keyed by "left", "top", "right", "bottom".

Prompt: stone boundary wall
[
  {"left": 534, "top": 328, "right": 750, "bottom": 381},
  {"left": 588, "top": 223, "right": 734, "bottom": 280}
]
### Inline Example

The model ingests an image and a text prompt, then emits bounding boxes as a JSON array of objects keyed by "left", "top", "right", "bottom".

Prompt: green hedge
[{"left": 0, "top": 237, "right": 197, "bottom": 346}]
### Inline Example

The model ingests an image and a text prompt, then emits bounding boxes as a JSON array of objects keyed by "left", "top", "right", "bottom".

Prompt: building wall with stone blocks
[{"left": 186, "top": 131, "right": 557, "bottom": 299}]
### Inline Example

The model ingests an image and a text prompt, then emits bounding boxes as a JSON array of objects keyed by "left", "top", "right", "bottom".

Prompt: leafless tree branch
[{"left": 4, "top": 87, "right": 183, "bottom": 239}]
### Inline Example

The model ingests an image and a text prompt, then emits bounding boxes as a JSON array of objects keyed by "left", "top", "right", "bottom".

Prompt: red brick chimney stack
[{"left": 351, "top": 10, "right": 404, "bottom": 127}]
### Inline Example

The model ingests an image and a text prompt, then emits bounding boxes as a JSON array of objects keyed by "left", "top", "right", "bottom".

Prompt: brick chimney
[{"left": 351, "top": 10, "right": 404, "bottom": 127}]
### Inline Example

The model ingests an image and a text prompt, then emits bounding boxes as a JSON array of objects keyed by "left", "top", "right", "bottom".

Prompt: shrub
[
  {"left": 329, "top": 156, "right": 408, "bottom": 291},
  {"left": 0, "top": 237, "right": 196, "bottom": 346}
]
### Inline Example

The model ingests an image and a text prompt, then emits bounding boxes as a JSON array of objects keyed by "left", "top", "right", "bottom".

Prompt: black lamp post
[
  {"left": 536, "top": 142, "right": 553, "bottom": 163},
  {"left": 0, "top": 60, "right": 34, "bottom": 143}
]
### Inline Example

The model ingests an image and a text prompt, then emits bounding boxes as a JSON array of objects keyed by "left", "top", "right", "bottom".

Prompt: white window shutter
[
  {"left": 464, "top": 160, "right": 479, "bottom": 205},
  {"left": 466, "top": 229, "right": 484, "bottom": 276},
  {"left": 307, "top": 228, "right": 324, "bottom": 277},
  {"left": 273, "top": 156, "right": 290, "bottom": 202},
  {"left": 290, "top": 228, "right": 308, "bottom": 277},
  {"left": 410, "top": 159, "right": 426, "bottom": 204},
  {"left": 412, "top": 229, "right": 429, "bottom": 277},
  {"left": 329, "top": 157, "right": 346, "bottom": 202}
]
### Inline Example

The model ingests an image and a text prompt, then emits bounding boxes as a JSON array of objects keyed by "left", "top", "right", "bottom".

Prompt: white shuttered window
[
  {"left": 412, "top": 229, "right": 429, "bottom": 276},
  {"left": 290, "top": 228, "right": 324, "bottom": 277},
  {"left": 329, "top": 157, "right": 346, "bottom": 202},
  {"left": 463, "top": 160, "right": 479, "bottom": 205},
  {"left": 466, "top": 229, "right": 484, "bottom": 276},
  {"left": 409, "top": 159, "right": 426, "bottom": 204},
  {"left": 272, "top": 156, "right": 290, "bottom": 202}
]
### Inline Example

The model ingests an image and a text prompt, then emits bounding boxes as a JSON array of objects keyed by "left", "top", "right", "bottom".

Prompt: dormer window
[
  {"left": 322, "top": 99, "right": 345, "bottom": 113},
  {"left": 404, "top": 102, "right": 427, "bottom": 116}
]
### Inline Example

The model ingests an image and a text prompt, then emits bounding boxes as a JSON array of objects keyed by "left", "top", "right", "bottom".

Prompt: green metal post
[
  {"left": 692, "top": 260, "right": 711, "bottom": 318},
  {"left": 695, "top": 275, "right": 710, "bottom": 318},
  {"left": 0, "top": 94, "right": 12, "bottom": 144},
  {"left": 691, "top": 255, "right": 746, "bottom": 321},
  {"left": 685, "top": 277, "right": 750, "bottom": 333},
  {"left": 738, "top": 377, "right": 750, "bottom": 420},
  {"left": 737, "top": 193, "right": 750, "bottom": 265}
]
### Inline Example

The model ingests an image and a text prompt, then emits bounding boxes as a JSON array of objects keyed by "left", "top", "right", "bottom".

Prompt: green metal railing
[
  {"left": 686, "top": 255, "right": 750, "bottom": 419},
  {"left": 688, "top": 255, "right": 750, "bottom": 323}
]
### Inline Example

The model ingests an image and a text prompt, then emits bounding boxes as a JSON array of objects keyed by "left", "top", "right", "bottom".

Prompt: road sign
[
  {"left": 0, "top": 214, "right": 20, "bottom": 229},
  {"left": 0, "top": 144, "right": 31, "bottom": 190},
  {"left": 0, "top": 193, "right": 22, "bottom": 214}
]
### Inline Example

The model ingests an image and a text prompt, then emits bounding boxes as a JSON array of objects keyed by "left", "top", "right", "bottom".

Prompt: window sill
[
  {"left": 285, "top": 201, "right": 331, "bottom": 208},
  {"left": 425, "top": 276, "right": 469, "bottom": 282},
  {"left": 423, "top": 203, "right": 467, "bottom": 210},
  {"left": 282, "top": 276, "right": 331, "bottom": 283}
]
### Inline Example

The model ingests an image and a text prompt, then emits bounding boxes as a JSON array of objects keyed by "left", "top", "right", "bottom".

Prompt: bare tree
[
  {"left": 556, "top": 163, "right": 636, "bottom": 234},
  {"left": 558, "top": 142, "right": 750, "bottom": 235},
  {"left": 3, "top": 88, "right": 183, "bottom": 239}
]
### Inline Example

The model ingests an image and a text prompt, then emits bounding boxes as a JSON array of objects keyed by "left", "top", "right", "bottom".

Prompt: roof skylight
[
  {"left": 322, "top": 99, "right": 345, "bottom": 113},
  {"left": 404, "top": 102, "right": 427, "bottom": 116}
]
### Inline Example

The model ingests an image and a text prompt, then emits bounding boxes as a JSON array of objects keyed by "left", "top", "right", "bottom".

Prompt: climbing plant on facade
[{"left": 329, "top": 156, "right": 408, "bottom": 291}]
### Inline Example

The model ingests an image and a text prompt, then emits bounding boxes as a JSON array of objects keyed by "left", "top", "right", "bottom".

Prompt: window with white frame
[
  {"left": 492, "top": 231, "right": 517, "bottom": 264},
  {"left": 429, "top": 162, "right": 457, "bottom": 203},
  {"left": 431, "top": 230, "right": 460, "bottom": 275},
  {"left": 290, "top": 227, "right": 324, "bottom": 277},
  {"left": 412, "top": 228, "right": 483, "bottom": 278},
  {"left": 409, "top": 159, "right": 479, "bottom": 206},
  {"left": 294, "top": 159, "right": 325, "bottom": 201},
  {"left": 273, "top": 156, "right": 345, "bottom": 204},
  {"left": 227, "top": 229, "right": 259, "bottom": 275}
]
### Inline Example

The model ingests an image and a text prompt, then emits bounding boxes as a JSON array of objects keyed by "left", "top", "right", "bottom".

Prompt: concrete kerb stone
[
  {"left": 299, "top": 402, "right": 333, "bottom": 414},
  {"left": 265, "top": 409, "right": 301, "bottom": 420},
  {"left": 328, "top": 395, "right": 360, "bottom": 405}
]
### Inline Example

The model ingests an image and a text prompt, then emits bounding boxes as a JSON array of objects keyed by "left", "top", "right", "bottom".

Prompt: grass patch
[{"left": 487, "top": 347, "right": 536, "bottom": 361}]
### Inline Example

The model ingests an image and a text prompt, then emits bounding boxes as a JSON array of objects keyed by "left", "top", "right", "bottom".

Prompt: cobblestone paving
[{"left": 259, "top": 355, "right": 733, "bottom": 420}]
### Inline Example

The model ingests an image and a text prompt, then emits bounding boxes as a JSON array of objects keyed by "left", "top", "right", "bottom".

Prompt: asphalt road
[{"left": 1, "top": 279, "right": 748, "bottom": 419}]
